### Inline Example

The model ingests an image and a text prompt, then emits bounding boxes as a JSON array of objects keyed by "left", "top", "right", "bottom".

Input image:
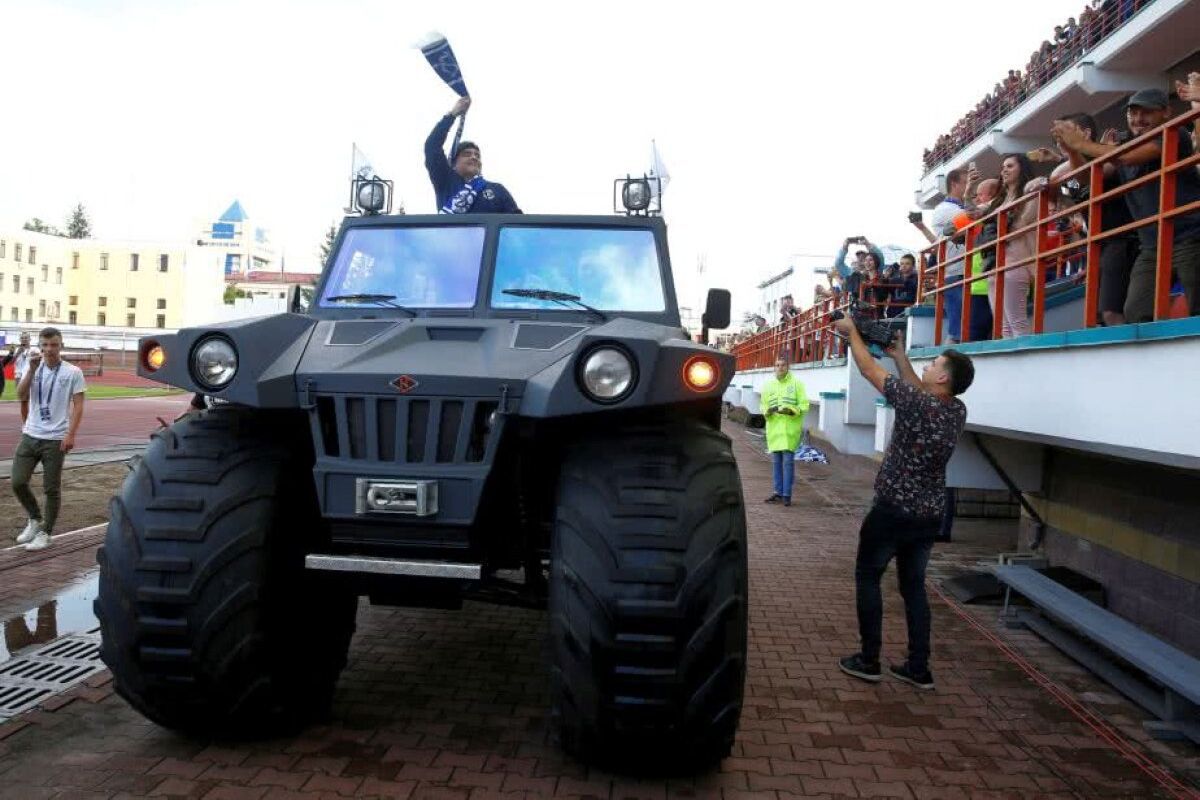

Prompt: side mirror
[{"left": 700, "top": 288, "right": 731, "bottom": 345}]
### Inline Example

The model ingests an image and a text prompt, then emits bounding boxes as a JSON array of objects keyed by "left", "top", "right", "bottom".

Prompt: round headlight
[
  {"left": 580, "top": 347, "right": 635, "bottom": 402},
  {"left": 357, "top": 180, "right": 386, "bottom": 213},
  {"left": 621, "top": 179, "right": 651, "bottom": 211},
  {"left": 192, "top": 336, "right": 238, "bottom": 389}
]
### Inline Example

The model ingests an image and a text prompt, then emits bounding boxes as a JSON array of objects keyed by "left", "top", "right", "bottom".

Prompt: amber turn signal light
[
  {"left": 683, "top": 355, "right": 719, "bottom": 392},
  {"left": 145, "top": 344, "right": 166, "bottom": 372}
]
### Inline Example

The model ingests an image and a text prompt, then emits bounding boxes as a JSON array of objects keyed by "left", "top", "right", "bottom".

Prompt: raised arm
[
  {"left": 886, "top": 331, "right": 920, "bottom": 388},
  {"left": 831, "top": 238, "right": 851, "bottom": 279},
  {"left": 425, "top": 96, "right": 471, "bottom": 189}
]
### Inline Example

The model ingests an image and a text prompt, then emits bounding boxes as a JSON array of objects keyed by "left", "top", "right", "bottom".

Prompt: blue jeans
[
  {"left": 771, "top": 450, "right": 795, "bottom": 499},
  {"left": 943, "top": 280, "right": 964, "bottom": 342},
  {"left": 855, "top": 503, "right": 937, "bottom": 671}
]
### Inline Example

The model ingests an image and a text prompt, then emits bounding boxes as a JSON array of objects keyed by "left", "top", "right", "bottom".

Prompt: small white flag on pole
[
  {"left": 351, "top": 143, "right": 376, "bottom": 180},
  {"left": 649, "top": 139, "right": 671, "bottom": 196}
]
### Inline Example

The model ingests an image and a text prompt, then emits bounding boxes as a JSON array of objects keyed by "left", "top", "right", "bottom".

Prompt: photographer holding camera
[
  {"left": 832, "top": 317, "right": 974, "bottom": 690},
  {"left": 762, "top": 356, "right": 809, "bottom": 507}
]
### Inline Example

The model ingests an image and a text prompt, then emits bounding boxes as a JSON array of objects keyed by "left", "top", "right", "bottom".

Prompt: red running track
[{"left": 0, "top": 395, "right": 192, "bottom": 456}]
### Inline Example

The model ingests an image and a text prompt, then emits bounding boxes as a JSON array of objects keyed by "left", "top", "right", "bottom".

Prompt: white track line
[{"left": 2, "top": 523, "right": 106, "bottom": 553}]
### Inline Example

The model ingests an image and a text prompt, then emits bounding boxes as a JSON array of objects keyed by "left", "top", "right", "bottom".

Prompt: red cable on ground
[{"left": 930, "top": 581, "right": 1200, "bottom": 800}]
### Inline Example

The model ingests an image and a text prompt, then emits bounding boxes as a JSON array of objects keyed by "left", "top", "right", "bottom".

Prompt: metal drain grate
[{"left": 0, "top": 628, "right": 104, "bottom": 722}]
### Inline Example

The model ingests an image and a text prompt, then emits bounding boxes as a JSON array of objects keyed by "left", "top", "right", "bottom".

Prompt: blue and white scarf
[{"left": 440, "top": 176, "right": 487, "bottom": 214}]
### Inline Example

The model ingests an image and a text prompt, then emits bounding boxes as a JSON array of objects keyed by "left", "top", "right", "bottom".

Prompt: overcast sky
[{"left": 1, "top": 0, "right": 1085, "bottom": 318}]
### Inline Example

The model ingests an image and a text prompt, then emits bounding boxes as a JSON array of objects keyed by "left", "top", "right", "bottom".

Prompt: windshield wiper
[
  {"left": 502, "top": 288, "right": 608, "bottom": 321},
  {"left": 326, "top": 293, "right": 417, "bottom": 317}
]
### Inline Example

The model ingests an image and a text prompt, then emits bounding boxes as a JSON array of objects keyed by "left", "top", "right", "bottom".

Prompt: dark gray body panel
[{"left": 136, "top": 213, "right": 733, "bottom": 534}]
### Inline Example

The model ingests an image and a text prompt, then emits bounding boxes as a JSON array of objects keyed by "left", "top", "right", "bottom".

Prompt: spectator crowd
[
  {"left": 725, "top": 70, "right": 1200, "bottom": 356},
  {"left": 923, "top": 0, "right": 1158, "bottom": 173}
]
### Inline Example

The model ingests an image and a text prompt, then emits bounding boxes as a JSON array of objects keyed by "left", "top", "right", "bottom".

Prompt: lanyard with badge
[{"left": 37, "top": 363, "right": 62, "bottom": 423}]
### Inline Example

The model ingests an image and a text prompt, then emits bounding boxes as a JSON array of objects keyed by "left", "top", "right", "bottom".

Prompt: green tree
[
  {"left": 65, "top": 203, "right": 92, "bottom": 239},
  {"left": 319, "top": 223, "right": 338, "bottom": 267},
  {"left": 223, "top": 285, "right": 248, "bottom": 305}
]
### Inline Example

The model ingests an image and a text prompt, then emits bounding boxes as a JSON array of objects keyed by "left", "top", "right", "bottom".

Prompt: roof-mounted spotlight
[
  {"left": 348, "top": 176, "right": 394, "bottom": 216},
  {"left": 613, "top": 174, "right": 662, "bottom": 217}
]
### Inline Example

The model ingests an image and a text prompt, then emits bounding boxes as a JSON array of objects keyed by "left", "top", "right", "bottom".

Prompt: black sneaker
[
  {"left": 838, "top": 654, "right": 882, "bottom": 683},
  {"left": 764, "top": 494, "right": 781, "bottom": 503},
  {"left": 889, "top": 662, "right": 935, "bottom": 690},
  {"left": 782, "top": 497, "right": 792, "bottom": 507}
]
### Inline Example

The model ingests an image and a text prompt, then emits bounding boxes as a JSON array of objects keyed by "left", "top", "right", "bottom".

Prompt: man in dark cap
[
  {"left": 424, "top": 96, "right": 521, "bottom": 214},
  {"left": 1053, "top": 88, "right": 1200, "bottom": 321}
]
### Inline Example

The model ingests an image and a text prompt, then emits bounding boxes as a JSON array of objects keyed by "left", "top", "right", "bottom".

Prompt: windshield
[
  {"left": 491, "top": 227, "right": 666, "bottom": 312},
  {"left": 319, "top": 226, "right": 485, "bottom": 309}
]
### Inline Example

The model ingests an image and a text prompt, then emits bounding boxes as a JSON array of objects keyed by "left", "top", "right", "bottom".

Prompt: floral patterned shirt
[{"left": 874, "top": 376, "right": 967, "bottom": 519}]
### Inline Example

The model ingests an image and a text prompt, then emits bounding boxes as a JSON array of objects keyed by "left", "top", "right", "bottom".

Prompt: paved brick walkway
[{"left": 0, "top": 422, "right": 1196, "bottom": 799}]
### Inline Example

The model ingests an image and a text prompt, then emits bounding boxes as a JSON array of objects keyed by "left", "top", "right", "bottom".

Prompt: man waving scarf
[
  {"left": 425, "top": 96, "right": 521, "bottom": 214},
  {"left": 418, "top": 33, "right": 520, "bottom": 213}
]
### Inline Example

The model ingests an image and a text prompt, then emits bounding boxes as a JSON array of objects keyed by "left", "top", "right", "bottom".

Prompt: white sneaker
[
  {"left": 16, "top": 519, "right": 42, "bottom": 545},
  {"left": 24, "top": 531, "right": 51, "bottom": 551}
]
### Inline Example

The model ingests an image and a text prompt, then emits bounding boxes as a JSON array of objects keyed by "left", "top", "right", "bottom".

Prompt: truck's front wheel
[
  {"left": 549, "top": 420, "right": 748, "bottom": 770},
  {"left": 95, "top": 407, "right": 357, "bottom": 735}
]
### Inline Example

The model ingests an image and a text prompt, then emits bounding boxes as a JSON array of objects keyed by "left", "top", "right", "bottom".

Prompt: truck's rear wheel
[
  {"left": 95, "top": 407, "right": 356, "bottom": 735},
  {"left": 549, "top": 420, "right": 748, "bottom": 770}
]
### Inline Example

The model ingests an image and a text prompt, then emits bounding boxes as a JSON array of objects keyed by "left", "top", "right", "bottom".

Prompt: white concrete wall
[
  {"left": 732, "top": 332, "right": 1200, "bottom": 478},
  {"left": 906, "top": 337, "right": 1200, "bottom": 464}
]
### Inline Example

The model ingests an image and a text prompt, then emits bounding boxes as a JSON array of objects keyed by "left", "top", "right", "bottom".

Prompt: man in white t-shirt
[
  {"left": 913, "top": 169, "right": 972, "bottom": 343},
  {"left": 13, "top": 332, "right": 37, "bottom": 379},
  {"left": 12, "top": 327, "right": 86, "bottom": 551}
]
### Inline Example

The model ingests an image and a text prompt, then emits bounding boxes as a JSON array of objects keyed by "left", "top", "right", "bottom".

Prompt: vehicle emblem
[{"left": 391, "top": 375, "right": 419, "bottom": 393}]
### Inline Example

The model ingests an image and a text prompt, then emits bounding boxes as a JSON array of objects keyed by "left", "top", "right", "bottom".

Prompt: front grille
[{"left": 316, "top": 396, "right": 500, "bottom": 465}]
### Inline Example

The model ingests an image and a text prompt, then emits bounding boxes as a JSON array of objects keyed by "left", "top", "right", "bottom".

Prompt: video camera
[{"left": 831, "top": 298, "right": 900, "bottom": 354}]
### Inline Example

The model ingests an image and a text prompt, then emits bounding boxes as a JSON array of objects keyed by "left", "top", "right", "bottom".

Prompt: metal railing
[
  {"left": 923, "top": 104, "right": 1200, "bottom": 344},
  {"left": 730, "top": 105, "right": 1199, "bottom": 371},
  {"left": 730, "top": 285, "right": 914, "bottom": 372}
]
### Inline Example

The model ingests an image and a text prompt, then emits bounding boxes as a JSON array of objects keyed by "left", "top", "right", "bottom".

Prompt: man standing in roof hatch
[{"left": 425, "top": 96, "right": 522, "bottom": 214}]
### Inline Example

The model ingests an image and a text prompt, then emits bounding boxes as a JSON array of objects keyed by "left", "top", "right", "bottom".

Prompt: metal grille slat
[
  {"left": 424, "top": 399, "right": 441, "bottom": 465},
  {"left": 407, "top": 400, "right": 429, "bottom": 462},
  {"left": 376, "top": 399, "right": 397, "bottom": 462},
  {"left": 454, "top": 400, "right": 476, "bottom": 463},
  {"left": 436, "top": 401, "right": 464, "bottom": 463},
  {"left": 364, "top": 398, "right": 380, "bottom": 461},
  {"left": 395, "top": 399, "right": 410, "bottom": 464},
  {"left": 335, "top": 396, "right": 352, "bottom": 462},
  {"left": 0, "top": 631, "right": 105, "bottom": 722}
]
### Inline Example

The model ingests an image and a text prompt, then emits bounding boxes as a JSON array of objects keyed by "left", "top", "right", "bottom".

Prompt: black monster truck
[{"left": 96, "top": 212, "right": 748, "bottom": 770}]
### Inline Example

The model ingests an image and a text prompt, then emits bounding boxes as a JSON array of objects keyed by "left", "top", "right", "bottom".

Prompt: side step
[{"left": 305, "top": 554, "right": 481, "bottom": 580}]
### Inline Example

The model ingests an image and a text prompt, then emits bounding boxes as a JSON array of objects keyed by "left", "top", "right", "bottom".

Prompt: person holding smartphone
[{"left": 761, "top": 356, "right": 809, "bottom": 507}]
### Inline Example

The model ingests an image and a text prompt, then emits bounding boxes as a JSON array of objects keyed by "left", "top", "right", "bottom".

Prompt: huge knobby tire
[
  {"left": 95, "top": 406, "right": 357, "bottom": 735},
  {"left": 549, "top": 420, "right": 748, "bottom": 771}
]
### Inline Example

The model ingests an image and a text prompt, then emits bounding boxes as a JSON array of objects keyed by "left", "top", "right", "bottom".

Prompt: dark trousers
[
  {"left": 855, "top": 503, "right": 937, "bottom": 671},
  {"left": 967, "top": 294, "right": 993, "bottom": 341},
  {"left": 12, "top": 434, "right": 67, "bottom": 533}
]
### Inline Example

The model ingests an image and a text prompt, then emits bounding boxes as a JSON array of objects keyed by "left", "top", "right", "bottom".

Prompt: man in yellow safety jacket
[{"left": 761, "top": 356, "right": 809, "bottom": 507}]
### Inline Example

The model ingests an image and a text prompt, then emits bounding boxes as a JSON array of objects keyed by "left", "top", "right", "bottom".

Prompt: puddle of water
[{"left": 1, "top": 571, "right": 100, "bottom": 662}]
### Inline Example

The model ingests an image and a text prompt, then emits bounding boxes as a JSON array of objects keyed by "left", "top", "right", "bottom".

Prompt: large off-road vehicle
[{"left": 96, "top": 206, "right": 748, "bottom": 769}]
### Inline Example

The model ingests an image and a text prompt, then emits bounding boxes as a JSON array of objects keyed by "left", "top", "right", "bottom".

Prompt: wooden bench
[{"left": 993, "top": 564, "right": 1200, "bottom": 744}]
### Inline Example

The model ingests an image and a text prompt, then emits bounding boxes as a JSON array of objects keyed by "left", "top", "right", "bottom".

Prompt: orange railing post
[
  {"left": 1033, "top": 190, "right": 1050, "bottom": 334},
  {"left": 1084, "top": 161, "right": 1104, "bottom": 328},
  {"left": 1154, "top": 124, "right": 1179, "bottom": 321}
]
